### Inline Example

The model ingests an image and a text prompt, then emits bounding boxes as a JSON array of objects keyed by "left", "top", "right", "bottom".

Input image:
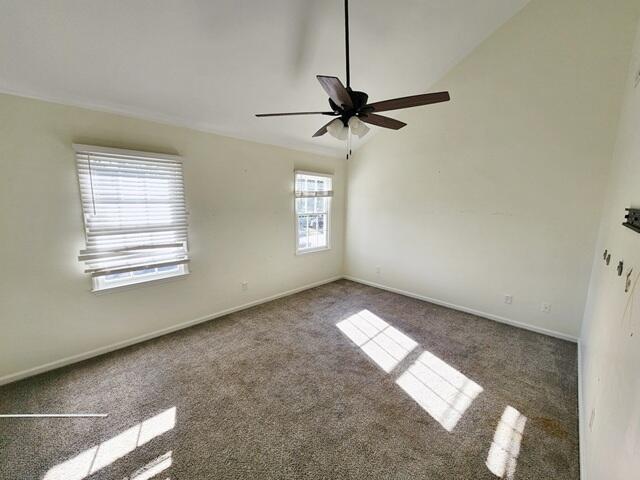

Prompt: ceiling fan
[{"left": 255, "top": 0, "right": 451, "bottom": 153}]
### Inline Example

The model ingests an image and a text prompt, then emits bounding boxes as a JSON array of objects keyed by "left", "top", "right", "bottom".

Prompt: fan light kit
[
  {"left": 326, "top": 116, "right": 369, "bottom": 141},
  {"left": 256, "top": 0, "right": 451, "bottom": 158}
]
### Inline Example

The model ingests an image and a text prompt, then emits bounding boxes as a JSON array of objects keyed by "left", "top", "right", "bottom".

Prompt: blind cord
[{"left": 87, "top": 154, "right": 97, "bottom": 215}]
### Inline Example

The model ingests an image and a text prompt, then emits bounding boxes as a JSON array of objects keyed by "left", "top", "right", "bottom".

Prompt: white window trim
[
  {"left": 294, "top": 170, "right": 333, "bottom": 255},
  {"left": 91, "top": 265, "right": 190, "bottom": 295},
  {"left": 73, "top": 144, "right": 190, "bottom": 292},
  {"left": 92, "top": 264, "right": 189, "bottom": 292},
  {"left": 73, "top": 144, "right": 182, "bottom": 162}
]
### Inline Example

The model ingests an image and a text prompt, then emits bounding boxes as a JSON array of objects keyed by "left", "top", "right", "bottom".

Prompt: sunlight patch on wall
[
  {"left": 337, "top": 309, "right": 418, "bottom": 372},
  {"left": 395, "top": 351, "right": 483, "bottom": 432},
  {"left": 486, "top": 406, "right": 527, "bottom": 479},
  {"left": 43, "top": 407, "right": 176, "bottom": 480}
]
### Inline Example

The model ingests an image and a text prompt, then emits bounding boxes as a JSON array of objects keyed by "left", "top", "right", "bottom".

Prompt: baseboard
[
  {"left": 577, "top": 340, "right": 586, "bottom": 479},
  {"left": 343, "top": 276, "right": 579, "bottom": 343},
  {"left": 1, "top": 274, "right": 579, "bottom": 386},
  {"left": 0, "top": 275, "right": 343, "bottom": 386}
]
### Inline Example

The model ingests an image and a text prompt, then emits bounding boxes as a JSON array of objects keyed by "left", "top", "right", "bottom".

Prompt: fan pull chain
[
  {"left": 345, "top": 130, "right": 349, "bottom": 159},
  {"left": 350, "top": 128, "right": 353, "bottom": 158},
  {"left": 347, "top": 129, "right": 349, "bottom": 159}
]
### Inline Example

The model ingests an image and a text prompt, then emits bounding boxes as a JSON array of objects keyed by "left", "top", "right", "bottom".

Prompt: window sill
[
  {"left": 91, "top": 271, "right": 189, "bottom": 294},
  {"left": 296, "top": 247, "right": 331, "bottom": 256}
]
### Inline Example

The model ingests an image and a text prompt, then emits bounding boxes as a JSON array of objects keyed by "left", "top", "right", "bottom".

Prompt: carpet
[{"left": 0, "top": 279, "right": 578, "bottom": 479}]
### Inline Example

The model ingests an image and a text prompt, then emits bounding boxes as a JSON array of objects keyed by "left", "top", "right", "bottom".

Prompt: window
[
  {"left": 295, "top": 171, "right": 333, "bottom": 254},
  {"left": 74, "top": 144, "right": 189, "bottom": 291}
]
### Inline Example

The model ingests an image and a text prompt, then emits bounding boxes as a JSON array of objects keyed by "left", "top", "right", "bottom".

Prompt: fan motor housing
[{"left": 331, "top": 89, "right": 370, "bottom": 125}]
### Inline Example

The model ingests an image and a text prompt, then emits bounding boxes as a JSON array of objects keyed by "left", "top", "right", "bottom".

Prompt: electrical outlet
[
  {"left": 241, "top": 281, "right": 248, "bottom": 291},
  {"left": 541, "top": 303, "right": 551, "bottom": 313},
  {"left": 375, "top": 266, "right": 381, "bottom": 275},
  {"left": 504, "top": 295, "right": 513, "bottom": 305}
]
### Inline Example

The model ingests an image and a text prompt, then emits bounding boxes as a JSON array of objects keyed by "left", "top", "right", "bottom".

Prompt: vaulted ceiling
[{"left": 0, "top": 0, "right": 530, "bottom": 156}]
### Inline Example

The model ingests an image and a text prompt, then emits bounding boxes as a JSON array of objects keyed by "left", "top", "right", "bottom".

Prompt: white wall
[
  {"left": 580, "top": 17, "right": 640, "bottom": 480},
  {"left": 0, "top": 93, "right": 345, "bottom": 382},
  {"left": 345, "top": 0, "right": 640, "bottom": 340}
]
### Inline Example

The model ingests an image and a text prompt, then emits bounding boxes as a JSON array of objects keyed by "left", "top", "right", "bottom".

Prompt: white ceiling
[{"left": 0, "top": 0, "right": 529, "bottom": 157}]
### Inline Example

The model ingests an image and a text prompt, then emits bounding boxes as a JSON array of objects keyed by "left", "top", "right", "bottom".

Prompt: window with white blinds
[
  {"left": 74, "top": 144, "right": 189, "bottom": 291},
  {"left": 295, "top": 171, "right": 333, "bottom": 254}
]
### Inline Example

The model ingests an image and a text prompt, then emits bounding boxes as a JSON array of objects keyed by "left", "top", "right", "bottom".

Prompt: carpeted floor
[{"left": 0, "top": 280, "right": 579, "bottom": 479}]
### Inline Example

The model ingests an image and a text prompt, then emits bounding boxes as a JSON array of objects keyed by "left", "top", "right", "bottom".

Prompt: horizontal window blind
[
  {"left": 294, "top": 172, "right": 334, "bottom": 198},
  {"left": 75, "top": 145, "right": 189, "bottom": 279}
]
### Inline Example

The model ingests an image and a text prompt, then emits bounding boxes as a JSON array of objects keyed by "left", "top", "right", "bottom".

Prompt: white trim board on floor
[
  {"left": 578, "top": 340, "right": 586, "bottom": 479},
  {"left": 0, "top": 276, "right": 343, "bottom": 386},
  {"left": 1, "top": 274, "right": 579, "bottom": 386},
  {"left": 343, "top": 276, "right": 579, "bottom": 343}
]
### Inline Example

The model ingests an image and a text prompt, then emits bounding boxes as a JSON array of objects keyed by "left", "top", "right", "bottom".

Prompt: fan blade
[
  {"left": 360, "top": 113, "right": 406, "bottom": 130},
  {"left": 312, "top": 119, "right": 336, "bottom": 138},
  {"left": 367, "top": 92, "right": 450, "bottom": 113},
  {"left": 317, "top": 75, "right": 353, "bottom": 109},
  {"left": 256, "top": 111, "right": 335, "bottom": 117}
]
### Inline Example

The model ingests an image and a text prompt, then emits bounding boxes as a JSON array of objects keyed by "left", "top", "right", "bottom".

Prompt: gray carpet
[{"left": 0, "top": 280, "right": 578, "bottom": 479}]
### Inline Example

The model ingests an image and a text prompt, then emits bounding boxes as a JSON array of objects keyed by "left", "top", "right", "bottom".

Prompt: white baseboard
[
  {"left": 1, "top": 274, "right": 579, "bottom": 386},
  {"left": 578, "top": 340, "right": 586, "bottom": 479},
  {"left": 0, "top": 276, "right": 342, "bottom": 386},
  {"left": 343, "top": 276, "right": 579, "bottom": 343}
]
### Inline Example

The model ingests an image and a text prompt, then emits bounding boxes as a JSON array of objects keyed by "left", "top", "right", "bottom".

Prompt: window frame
[
  {"left": 294, "top": 170, "right": 333, "bottom": 255},
  {"left": 73, "top": 144, "right": 190, "bottom": 292},
  {"left": 92, "top": 263, "right": 189, "bottom": 292}
]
